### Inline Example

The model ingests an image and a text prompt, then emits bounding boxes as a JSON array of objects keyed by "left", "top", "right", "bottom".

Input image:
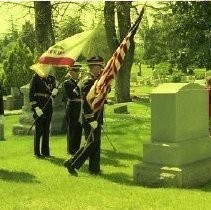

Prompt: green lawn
[{"left": 1, "top": 102, "right": 211, "bottom": 209}]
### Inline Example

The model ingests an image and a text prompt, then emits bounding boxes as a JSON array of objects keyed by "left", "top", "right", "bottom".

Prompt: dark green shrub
[
  {"left": 194, "top": 69, "right": 205, "bottom": 80},
  {"left": 3, "top": 39, "right": 34, "bottom": 92},
  {"left": 171, "top": 72, "right": 182, "bottom": 83}
]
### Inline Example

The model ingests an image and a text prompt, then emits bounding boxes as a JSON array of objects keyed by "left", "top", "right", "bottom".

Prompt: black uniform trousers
[
  {"left": 66, "top": 102, "right": 82, "bottom": 155},
  {"left": 71, "top": 122, "right": 101, "bottom": 173},
  {"left": 34, "top": 106, "right": 52, "bottom": 156}
]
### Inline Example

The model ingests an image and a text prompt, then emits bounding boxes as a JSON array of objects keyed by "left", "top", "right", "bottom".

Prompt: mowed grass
[{"left": 1, "top": 102, "right": 211, "bottom": 209}]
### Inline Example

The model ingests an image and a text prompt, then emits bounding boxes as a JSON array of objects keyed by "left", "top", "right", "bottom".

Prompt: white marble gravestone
[{"left": 134, "top": 83, "right": 211, "bottom": 187}]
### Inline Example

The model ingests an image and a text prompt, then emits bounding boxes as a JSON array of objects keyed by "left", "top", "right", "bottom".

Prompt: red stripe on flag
[
  {"left": 104, "top": 74, "right": 114, "bottom": 86},
  {"left": 93, "top": 93, "right": 107, "bottom": 110},
  {"left": 117, "top": 52, "right": 123, "bottom": 64},
  {"left": 102, "top": 64, "right": 111, "bottom": 77},
  {"left": 38, "top": 56, "right": 75, "bottom": 66},
  {"left": 123, "top": 41, "right": 129, "bottom": 53},
  {"left": 113, "top": 61, "right": 118, "bottom": 75}
]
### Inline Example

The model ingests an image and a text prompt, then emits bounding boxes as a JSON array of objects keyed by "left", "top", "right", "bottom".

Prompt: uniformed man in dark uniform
[
  {"left": 29, "top": 72, "right": 58, "bottom": 158},
  {"left": 64, "top": 56, "right": 104, "bottom": 176},
  {"left": 63, "top": 64, "right": 83, "bottom": 155}
]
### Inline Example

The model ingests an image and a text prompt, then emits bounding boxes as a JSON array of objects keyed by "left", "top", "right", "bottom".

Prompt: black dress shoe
[
  {"left": 42, "top": 155, "right": 53, "bottom": 158},
  {"left": 34, "top": 154, "right": 45, "bottom": 159},
  {"left": 89, "top": 170, "right": 102, "bottom": 175},
  {"left": 63, "top": 159, "right": 73, "bottom": 167},
  {"left": 64, "top": 161, "right": 78, "bottom": 176},
  {"left": 65, "top": 165, "right": 78, "bottom": 176},
  {"left": 42, "top": 153, "right": 50, "bottom": 157}
]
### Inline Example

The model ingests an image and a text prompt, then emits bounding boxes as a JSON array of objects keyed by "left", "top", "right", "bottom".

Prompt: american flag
[{"left": 86, "top": 6, "right": 145, "bottom": 113}]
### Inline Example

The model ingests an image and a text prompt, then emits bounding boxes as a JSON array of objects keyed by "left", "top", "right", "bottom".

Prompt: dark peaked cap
[
  {"left": 87, "top": 56, "right": 104, "bottom": 65},
  {"left": 69, "top": 64, "right": 82, "bottom": 71}
]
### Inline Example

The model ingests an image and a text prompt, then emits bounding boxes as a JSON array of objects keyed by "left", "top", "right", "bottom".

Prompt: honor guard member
[
  {"left": 64, "top": 56, "right": 104, "bottom": 176},
  {"left": 0, "top": 83, "right": 4, "bottom": 140},
  {"left": 63, "top": 64, "right": 83, "bottom": 155},
  {"left": 29, "top": 71, "right": 58, "bottom": 158}
]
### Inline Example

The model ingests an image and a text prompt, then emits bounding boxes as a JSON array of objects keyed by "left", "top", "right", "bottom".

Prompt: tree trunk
[
  {"left": 104, "top": 1, "right": 134, "bottom": 103},
  {"left": 34, "top": 1, "right": 55, "bottom": 56},
  {"left": 115, "top": 1, "right": 134, "bottom": 102},
  {"left": 104, "top": 2, "right": 119, "bottom": 55}
]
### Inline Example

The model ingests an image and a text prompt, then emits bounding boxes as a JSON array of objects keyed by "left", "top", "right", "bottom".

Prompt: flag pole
[{"left": 101, "top": 125, "right": 117, "bottom": 152}]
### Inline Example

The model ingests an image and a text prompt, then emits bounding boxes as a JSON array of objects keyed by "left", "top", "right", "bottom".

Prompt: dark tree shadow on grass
[
  {"left": 100, "top": 156, "right": 127, "bottom": 167},
  {"left": 45, "top": 156, "right": 66, "bottom": 167},
  {"left": 78, "top": 165, "right": 134, "bottom": 186},
  {"left": 193, "top": 181, "right": 211, "bottom": 192},
  {"left": 102, "top": 149, "right": 142, "bottom": 161},
  {"left": 0, "top": 169, "right": 40, "bottom": 183},
  {"left": 100, "top": 150, "right": 142, "bottom": 186},
  {"left": 101, "top": 172, "right": 138, "bottom": 186}
]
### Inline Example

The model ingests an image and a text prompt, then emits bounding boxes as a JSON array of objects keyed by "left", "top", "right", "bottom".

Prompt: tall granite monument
[{"left": 134, "top": 83, "right": 211, "bottom": 187}]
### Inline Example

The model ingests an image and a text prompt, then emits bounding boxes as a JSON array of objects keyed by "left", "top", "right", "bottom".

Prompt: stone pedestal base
[
  {"left": 4, "top": 95, "right": 23, "bottom": 110},
  {"left": 133, "top": 158, "right": 211, "bottom": 187},
  {"left": 13, "top": 111, "right": 34, "bottom": 135},
  {"left": 12, "top": 123, "right": 34, "bottom": 135}
]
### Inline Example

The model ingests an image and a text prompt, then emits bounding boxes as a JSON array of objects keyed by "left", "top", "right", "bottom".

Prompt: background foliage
[{"left": 0, "top": 1, "right": 211, "bottom": 95}]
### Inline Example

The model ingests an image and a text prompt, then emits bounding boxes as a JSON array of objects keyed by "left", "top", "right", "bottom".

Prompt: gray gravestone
[
  {"left": 134, "top": 83, "right": 211, "bottom": 187},
  {"left": 114, "top": 104, "right": 129, "bottom": 114},
  {"left": 4, "top": 87, "right": 23, "bottom": 111},
  {"left": 12, "top": 84, "right": 35, "bottom": 135}
]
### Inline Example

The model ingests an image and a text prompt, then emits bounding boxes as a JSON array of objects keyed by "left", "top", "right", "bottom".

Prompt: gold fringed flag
[
  {"left": 86, "top": 6, "right": 145, "bottom": 113},
  {"left": 30, "top": 30, "right": 93, "bottom": 77}
]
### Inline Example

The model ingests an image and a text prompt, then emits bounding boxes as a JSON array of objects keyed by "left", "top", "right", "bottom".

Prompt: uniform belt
[
  {"left": 34, "top": 93, "right": 51, "bottom": 98},
  {"left": 84, "top": 113, "right": 94, "bottom": 119},
  {"left": 68, "top": 99, "right": 83, "bottom": 102}
]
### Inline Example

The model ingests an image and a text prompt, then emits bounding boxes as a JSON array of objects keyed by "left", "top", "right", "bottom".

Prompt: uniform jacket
[
  {"left": 63, "top": 77, "right": 81, "bottom": 118},
  {"left": 63, "top": 77, "right": 80, "bottom": 104},
  {"left": 81, "top": 73, "right": 103, "bottom": 125},
  {"left": 29, "top": 74, "right": 56, "bottom": 111}
]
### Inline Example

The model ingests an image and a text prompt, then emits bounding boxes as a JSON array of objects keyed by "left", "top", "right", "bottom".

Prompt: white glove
[
  {"left": 89, "top": 121, "right": 98, "bottom": 129},
  {"left": 73, "top": 88, "right": 80, "bottom": 96},
  {"left": 0, "top": 115, "right": 4, "bottom": 124},
  {"left": 35, "top": 107, "right": 43, "bottom": 117},
  {"left": 52, "top": 88, "right": 58, "bottom": 96}
]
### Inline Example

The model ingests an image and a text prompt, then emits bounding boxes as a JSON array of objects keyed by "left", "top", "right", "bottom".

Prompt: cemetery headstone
[{"left": 134, "top": 83, "right": 211, "bottom": 187}]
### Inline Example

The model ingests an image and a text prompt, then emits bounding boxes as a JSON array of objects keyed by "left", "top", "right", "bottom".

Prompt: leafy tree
[
  {"left": 0, "top": 38, "right": 17, "bottom": 63},
  {"left": 144, "top": 2, "right": 211, "bottom": 72},
  {"left": 55, "top": 17, "right": 83, "bottom": 41},
  {"left": 142, "top": 10, "right": 172, "bottom": 70},
  {"left": 0, "top": 20, "right": 19, "bottom": 63},
  {"left": 20, "top": 21, "right": 36, "bottom": 54},
  {"left": 3, "top": 39, "right": 34, "bottom": 92},
  {"left": 170, "top": 1, "right": 211, "bottom": 70}
]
